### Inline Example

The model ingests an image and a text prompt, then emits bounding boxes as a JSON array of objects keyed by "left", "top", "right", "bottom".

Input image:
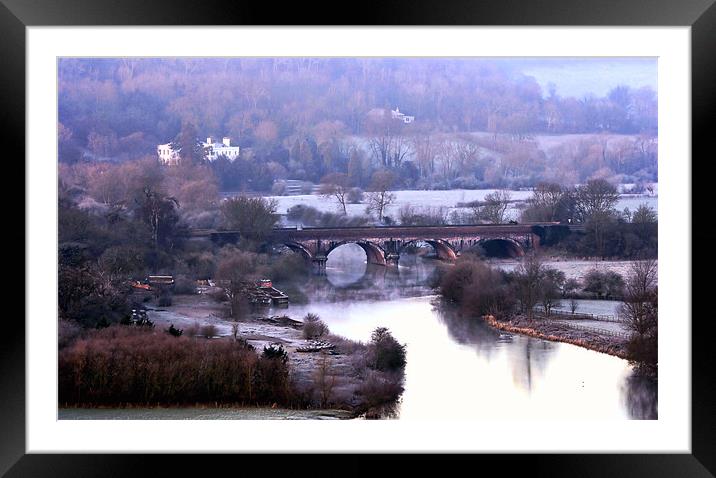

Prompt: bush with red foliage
[{"left": 58, "top": 326, "right": 298, "bottom": 407}]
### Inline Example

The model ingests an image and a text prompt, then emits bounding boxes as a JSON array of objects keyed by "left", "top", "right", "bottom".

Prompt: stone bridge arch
[
  {"left": 475, "top": 237, "right": 525, "bottom": 258},
  {"left": 398, "top": 238, "right": 458, "bottom": 261},
  {"left": 326, "top": 240, "right": 388, "bottom": 266},
  {"left": 282, "top": 241, "right": 314, "bottom": 261}
]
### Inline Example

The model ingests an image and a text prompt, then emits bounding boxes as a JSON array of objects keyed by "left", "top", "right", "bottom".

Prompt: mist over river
[
  {"left": 288, "top": 248, "right": 657, "bottom": 420},
  {"left": 59, "top": 250, "right": 657, "bottom": 420}
]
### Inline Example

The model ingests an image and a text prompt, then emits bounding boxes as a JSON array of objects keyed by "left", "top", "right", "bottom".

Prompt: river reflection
[{"left": 285, "top": 254, "right": 657, "bottom": 420}]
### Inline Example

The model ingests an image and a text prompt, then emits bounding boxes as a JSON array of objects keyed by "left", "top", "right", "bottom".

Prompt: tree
[
  {"left": 215, "top": 250, "right": 257, "bottom": 320},
  {"left": 583, "top": 269, "right": 625, "bottom": 299},
  {"left": 319, "top": 173, "right": 351, "bottom": 215},
  {"left": 631, "top": 203, "right": 658, "bottom": 244},
  {"left": 569, "top": 297, "right": 579, "bottom": 315},
  {"left": 539, "top": 268, "right": 566, "bottom": 317},
  {"left": 522, "top": 183, "right": 570, "bottom": 222},
  {"left": 619, "top": 259, "right": 658, "bottom": 376},
  {"left": 440, "top": 257, "right": 512, "bottom": 318},
  {"left": 171, "top": 122, "right": 208, "bottom": 166},
  {"left": 366, "top": 170, "right": 396, "bottom": 221},
  {"left": 473, "top": 190, "right": 512, "bottom": 224},
  {"left": 512, "top": 253, "right": 543, "bottom": 319},
  {"left": 221, "top": 196, "right": 278, "bottom": 243},
  {"left": 136, "top": 187, "right": 180, "bottom": 249},
  {"left": 563, "top": 278, "right": 581, "bottom": 297},
  {"left": 367, "top": 327, "right": 406, "bottom": 372},
  {"left": 619, "top": 259, "right": 658, "bottom": 336},
  {"left": 314, "top": 351, "right": 337, "bottom": 407},
  {"left": 98, "top": 245, "right": 145, "bottom": 283},
  {"left": 573, "top": 179, "right": 620, "bottom": 257},
  {"left": 574, "top": 179, "right": 619, "bottom": 223}
]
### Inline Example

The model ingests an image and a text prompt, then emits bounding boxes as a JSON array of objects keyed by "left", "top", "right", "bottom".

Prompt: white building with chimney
[
  {"left": 157, "top": 136, "right": 240, "bottom": 165},
  {"left": 391, "top": 107, "right": 414, "bottom": 124}
]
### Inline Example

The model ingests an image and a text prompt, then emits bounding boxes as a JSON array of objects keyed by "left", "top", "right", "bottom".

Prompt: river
[
  {"left": 59, "top": 250, "right": 657, "bottom": 420},
  {"left": 287, "top": 249, "right": 657, "bottom": 420}
]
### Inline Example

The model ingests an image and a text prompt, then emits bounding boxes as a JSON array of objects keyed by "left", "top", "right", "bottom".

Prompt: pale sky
[{"left": 504, "top": 57, "right": 657, "bottom": 98}]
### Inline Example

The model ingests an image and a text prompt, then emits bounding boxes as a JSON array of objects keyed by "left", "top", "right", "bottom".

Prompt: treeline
[
  {"left": 519, "top": 180, "right": 657, "bottom": 258},
  {"left": 58, "top": 58, "right": 657, "bottom": 190},
  {"left": 58, "top": 159, "right": 293, "bottom": 328},
  {"left": 438, "top": 255, "right": 658, "bottom": 376}
]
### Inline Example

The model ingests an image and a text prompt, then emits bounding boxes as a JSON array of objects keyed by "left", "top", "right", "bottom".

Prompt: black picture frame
[{"left": 4, "top": 0, "right": 709, "bottom": 474}]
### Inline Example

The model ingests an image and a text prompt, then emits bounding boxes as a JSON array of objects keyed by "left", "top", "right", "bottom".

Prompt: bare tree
[
  {"left": 366, "top": 170, "right": 396, "bottom": 221},
  {"left": 574, "top": 179, "right": 619, "bottom": 222},
  {"left": 473, "top": 190, "right": 512, "bottom": 224},
  {"left": 137, "top": 187, "right": 180, "bottom": 249},
  {"left": 314, "top": 351, "right": 337, "bottom": 408},
  {"left": 411, "top": 135, "right": 438, "bottom": 178},
  {"left": 619, "top": 259, "right": 658, "bottom": 375},
  {"left": 513, "top": 253, "right": 543, "bottom": 320},
  {"left": 526, "top": 182, "right": 568, "bottom": 222},
  {"left": 569, "top": 297, "right": 579, "bottom": 315},
  {"left": 215, "top": 251, "right": 257, "bottom": 320},
  {"left": 619, "top": 259, "right": 658, "bottom": 336},
  {"left": 319, "top": 173, "right": 351, "bottom": 215},
  {"left": 539, "top": 268, "right": 565, "bottom": 317},
  {"left": 221, "top": 196, "right": 278, "bottom": 242}
]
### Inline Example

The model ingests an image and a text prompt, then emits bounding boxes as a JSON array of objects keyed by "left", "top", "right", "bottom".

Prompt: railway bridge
[{"left": 189, "top": 223, "right": 567, "bottom": 273}]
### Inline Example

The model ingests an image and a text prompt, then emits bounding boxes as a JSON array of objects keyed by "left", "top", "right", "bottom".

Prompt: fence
[
  {"left": 551, "top": 320, "right": 631, "bottom": 339},
  {"left": 540, "top": 308, "right": 624, "bottom": 323}
]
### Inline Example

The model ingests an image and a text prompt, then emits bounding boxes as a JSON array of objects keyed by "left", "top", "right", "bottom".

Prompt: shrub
[
  {"left": 269, "top": 254, "right": 309, "bottom": 282},
  {"left": 347, "top": 187, "right": 364, "bottom": 203},
  {"left": 58, "top": 326, "right": 297, "bottom": 406},
  {"left": 356, "top": 370, "right": 405, "bottom": 411},
  {"left": 440, "top": 258, "right": 513, "bottom": 318},
  {"left": 173, "top": 275, "right": 197, "bottom": 295},
  {"left": 167, "top": 324, "right": 183, "bottom": 337},
  {"left": 200, "top": 324, "right": 218, "bottom": 338},
  {"left": 262, "top": 343, "right": 288, "bottom": 363},
  {"left": 583, "top": 269, "right": 625, "bottom": 299},
  {"left": 302, "top": 313, "right": 329, "bottom": 339},
  {"left": 626, "top": 331, "right": 658, "bottom": 377},
  {"left": 271, "top": 181, "right": 287, "bottom": 196},
  {"left": 367, "top": 327, "right": 406, "bottom": 372}
]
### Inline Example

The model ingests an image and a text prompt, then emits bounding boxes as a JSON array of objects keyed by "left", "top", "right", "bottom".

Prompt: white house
[
  {"left": 157, "top": 136, "right": 240, "bottom": 165},
  {"left": 205, "top": 137, "right": 241, "bottom": 161},
  {"left": 367, "top": 107, "right": 415, "bottom": 124},
  {"left": 157, "top": 142, "right": 180, "bottom": 165},
  {"left": 390, "top": 107, "right": 415, "bottom": 124}
]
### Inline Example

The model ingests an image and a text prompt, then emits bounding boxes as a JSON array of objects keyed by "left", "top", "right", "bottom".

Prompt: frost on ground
[
  {"left": 258, "top": 188, "right": 657, "bottom": 225},
  {"left": 146, "top": 294, "right": 351, "bottom": 385},
  {"left": 145, "top": 294, "right": 398, "bottom": 415},
  {"left": 488, "top": 258, "right": 652, "bottom": 283},
  {"left": 486, "top": 315, "right": 629, "bottom": 359}
]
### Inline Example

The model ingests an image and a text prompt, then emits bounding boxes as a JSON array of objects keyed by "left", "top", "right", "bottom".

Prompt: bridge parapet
[{"left": 191, "top": 223, "right": 560, "bottom": 272}]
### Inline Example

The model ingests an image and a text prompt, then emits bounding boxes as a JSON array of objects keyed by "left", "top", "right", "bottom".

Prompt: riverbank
[
  {"left": 58, "top": 293, "right": 405, "bottom": 419},
  {"left": 483, "top": 314, "right": 629, "bottom": 359},
  {"left": 59, "top": 406, "right": 354, "bottom": 420}
]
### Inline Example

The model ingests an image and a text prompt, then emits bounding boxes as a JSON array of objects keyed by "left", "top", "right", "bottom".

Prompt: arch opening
[
  {"left": 477, "top": 238, "right": 525, "bottom": 258},
  {"left": 282, "top": 242, "right": 313, "bottom": 262},
  {"left": 326, "top": 241, "right": 388, "bottom": 268},
  {"left": 400, "top": 239, "right": 457, "bottom": 261},
  {"left": 325, "top": 242, "right": 370, "bottom": 287}
]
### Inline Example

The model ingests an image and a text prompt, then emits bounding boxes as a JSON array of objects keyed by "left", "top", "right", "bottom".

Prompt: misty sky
[{"left": 504, "top": 57, "right": 657, "bottom": 97}]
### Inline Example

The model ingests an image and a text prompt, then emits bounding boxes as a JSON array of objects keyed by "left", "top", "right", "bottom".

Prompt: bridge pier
[
  {"left": 385, "top": 252, "right": 400, "bottom": 268},
  {"left": 312, "top": 256, "right": 327, "bottom": 275}
]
